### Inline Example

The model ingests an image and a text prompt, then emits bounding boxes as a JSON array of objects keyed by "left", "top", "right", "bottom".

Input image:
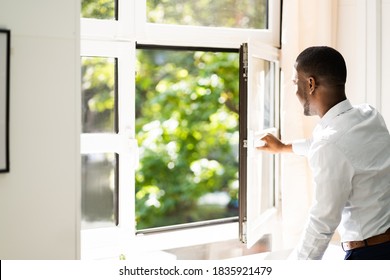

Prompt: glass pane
[
  {"left": 248, "top": 56, "right": 275, "bottom": 214},
  {"left": 81, "top": 0, "right": 117, "bottom": 20},
  {"left": 81, "top": 57, "right": 117, "bottom": 133},
  {"left": 135, "top": 47, "right": 240, "bottom": 230},
  {"left": 248, "top": 59, "right": 273, "bottom": 130},
  {"left": 147, "top": 0, "right": 268, "bottom": 29},
  {"left": 81, "top": 153, "right": 118, "bottom": 229}
]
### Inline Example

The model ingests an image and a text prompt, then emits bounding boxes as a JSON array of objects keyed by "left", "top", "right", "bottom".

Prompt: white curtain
[{"left": 277, "top": 0, "right": 339, "bottom": 249}]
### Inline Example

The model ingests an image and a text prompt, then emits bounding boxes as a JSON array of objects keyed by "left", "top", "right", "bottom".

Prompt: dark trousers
[{"left": 344, "top": 241, "right": 390, "bottom": 260}]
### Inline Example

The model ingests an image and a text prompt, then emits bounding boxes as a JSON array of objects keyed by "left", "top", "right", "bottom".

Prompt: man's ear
[{"left": 308, "top": 77, "right": 316, "bottom": 94}]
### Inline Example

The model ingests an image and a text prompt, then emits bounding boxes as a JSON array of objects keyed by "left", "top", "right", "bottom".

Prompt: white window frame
[
  {"left": 80, "top": 0, "right": 281, "bottom": 260},
  {"left": 134, "top": 0, "right": 281, "bottom": 48}
]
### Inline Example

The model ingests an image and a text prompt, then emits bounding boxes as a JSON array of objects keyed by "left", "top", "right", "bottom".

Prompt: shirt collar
[{"left": 319, "top": 99, "right": 353, "bottom": 128}]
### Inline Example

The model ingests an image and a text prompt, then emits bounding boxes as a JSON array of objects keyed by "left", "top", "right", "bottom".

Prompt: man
[{"left": 259, "top": 46, "right": 390, "bottom": 260}]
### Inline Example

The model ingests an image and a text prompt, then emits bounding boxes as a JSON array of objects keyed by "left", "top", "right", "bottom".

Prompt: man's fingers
[{"left": 254, "top": 138, "right": 266, "bottom": 147}]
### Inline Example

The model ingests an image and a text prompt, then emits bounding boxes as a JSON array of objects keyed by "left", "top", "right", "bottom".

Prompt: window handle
[
  {"left": 119, "top": 126, "right": 139, "bottom": 169},
  {"left": 129, "top": 139, "right": 139, "bottom": 169},
  {"left": 248, "top": 128, "right": 277, "bottom": 156}
]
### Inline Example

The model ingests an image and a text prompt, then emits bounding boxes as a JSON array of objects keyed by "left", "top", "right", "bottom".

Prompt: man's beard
[{"left": 303, "top": 90, "right": 311, "bottom": 116}]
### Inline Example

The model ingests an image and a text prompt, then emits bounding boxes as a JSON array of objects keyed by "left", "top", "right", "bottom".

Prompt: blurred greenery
[
  {"left": 147, "top": 0, "right": 267, "bottom": 29},
  {"left": 81, "top": 0, "right": 267, "bottom": 29},
  {"left": 81, "top": 0, "right": 116, "bottom": 19},
  {"left": 135, "top": 49, "right": 239, "bottom": 229},
  {"left": 81, "top": 57, "right": 116, "bottom": 133}
]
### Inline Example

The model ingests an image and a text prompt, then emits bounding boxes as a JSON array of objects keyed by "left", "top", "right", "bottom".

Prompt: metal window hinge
[
  {"left": 241, "top": 221, "right": 247, "bottom": 244},
  {"left": 242, "top": 43, "right": 248, "bottom": 81}
]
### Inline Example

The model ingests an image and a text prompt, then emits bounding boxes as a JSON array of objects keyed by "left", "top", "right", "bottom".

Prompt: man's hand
[{"left": 256, "top": 133, "right": 293, "bottom": 154}]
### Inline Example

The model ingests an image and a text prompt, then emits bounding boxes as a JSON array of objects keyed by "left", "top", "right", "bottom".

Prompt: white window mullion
[
  {"left": 118, "top": 0, "right": 134, "bottom": 39},
  {"left": 81, "top": 1, "right": 133, "bottom": 41},
  {"left": 268, "top": 0, "right": 282, "bottom": 47},
  {"left": 117, "top": 43, "right": 135, "bottom": 137},
  {"left": 117, "top": 41, "right": 137, "bottom": 231},
  {"left": 81, "top": 134, "right": 123, "bottom": 154}
]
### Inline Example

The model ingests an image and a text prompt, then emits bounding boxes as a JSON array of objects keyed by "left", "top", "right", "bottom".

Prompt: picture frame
[{"left": 0, "top": 29, "right": 10, "bottom": 172}]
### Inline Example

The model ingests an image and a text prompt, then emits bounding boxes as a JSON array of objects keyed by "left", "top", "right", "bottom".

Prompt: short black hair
[{"left": 296, "top": 46, "right": 347, "bottom": 87}]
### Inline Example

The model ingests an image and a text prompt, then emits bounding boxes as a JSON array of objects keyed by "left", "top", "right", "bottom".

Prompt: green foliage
[
  {"left": 81, "top": 57, "right": 116, "bottom": 133},
  {"left": 81, "top": 0, "right": 115, "bottom": 19},
  {"left": 147, "top": 0, "right": 267, "bottom": 29},
  {"left": 135, "top": 49, "right": 239, "bottom": 229}
]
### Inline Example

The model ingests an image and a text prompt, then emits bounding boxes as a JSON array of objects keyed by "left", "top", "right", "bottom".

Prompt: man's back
[{"left": 309, "top": 101, "right": 390, "bottom": 242}]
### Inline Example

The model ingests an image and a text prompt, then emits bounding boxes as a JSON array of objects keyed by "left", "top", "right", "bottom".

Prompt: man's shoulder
[{"left": 352, "top": 103, "right": 376, "bottom": 115}]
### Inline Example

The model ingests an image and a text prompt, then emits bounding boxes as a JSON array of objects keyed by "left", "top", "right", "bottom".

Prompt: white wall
[
  {"left": 337, "top": 0, "right": 390, "bottom": 127},
  {"left": 336, "top": 0, "right": 363, "bottom": 104},
  {"left": 382, "top": 0, "right": 390, "bottom": 125},
  {"left": 0, "top": 0, "right": 80, "bottom": 259}
]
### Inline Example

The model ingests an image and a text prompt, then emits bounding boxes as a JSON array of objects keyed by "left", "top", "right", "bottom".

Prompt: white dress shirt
[{"left": 292, "top": 99, "right": 390, "bottom": 260}]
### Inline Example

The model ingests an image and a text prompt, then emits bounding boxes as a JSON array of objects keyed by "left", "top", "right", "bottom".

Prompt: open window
[
  {"left": 80, "top": 0, "right": 281, "bottom": 259},
  {"left": 239, "top": 42, "right": 279, "bottom": 248},
  {"left": 134, "top": 43, "right": 279, "bottom": 247}
]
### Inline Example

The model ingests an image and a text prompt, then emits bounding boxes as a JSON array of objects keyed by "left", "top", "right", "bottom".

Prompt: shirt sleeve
[
  {"left": 292, "top": 139, "right": 312, "bottom": 156},
  {"left": 295, "top": 143, "right": 353, "bottom": 260}
]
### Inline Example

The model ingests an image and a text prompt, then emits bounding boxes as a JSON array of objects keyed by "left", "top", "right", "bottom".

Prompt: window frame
[
  {"left": 80, "top": 0, "right": 281, "bottom": 259},
  {"left": 135, "top": 0, "right": 281, "bottom": 49},
  {"left": 239, "top": 42, "right": 280, "bottom": 248}
]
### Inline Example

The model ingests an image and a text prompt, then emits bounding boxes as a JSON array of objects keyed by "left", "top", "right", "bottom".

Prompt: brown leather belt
[{"left": 342, "top": 228, "right": 390, "bottom": 251}]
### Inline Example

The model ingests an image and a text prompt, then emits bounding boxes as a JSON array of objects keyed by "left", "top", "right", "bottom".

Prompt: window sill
[
  {"left": 228, "top": 244, "right": 345, "bottom": 260},
  {"left": 81, "top": 222, "right": 238, "bottom": 260}
]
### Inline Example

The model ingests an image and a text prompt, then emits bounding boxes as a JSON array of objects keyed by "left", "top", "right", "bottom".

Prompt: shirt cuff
[{"left": 292, "top": 139, "right": 311, "bottom": 156}]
